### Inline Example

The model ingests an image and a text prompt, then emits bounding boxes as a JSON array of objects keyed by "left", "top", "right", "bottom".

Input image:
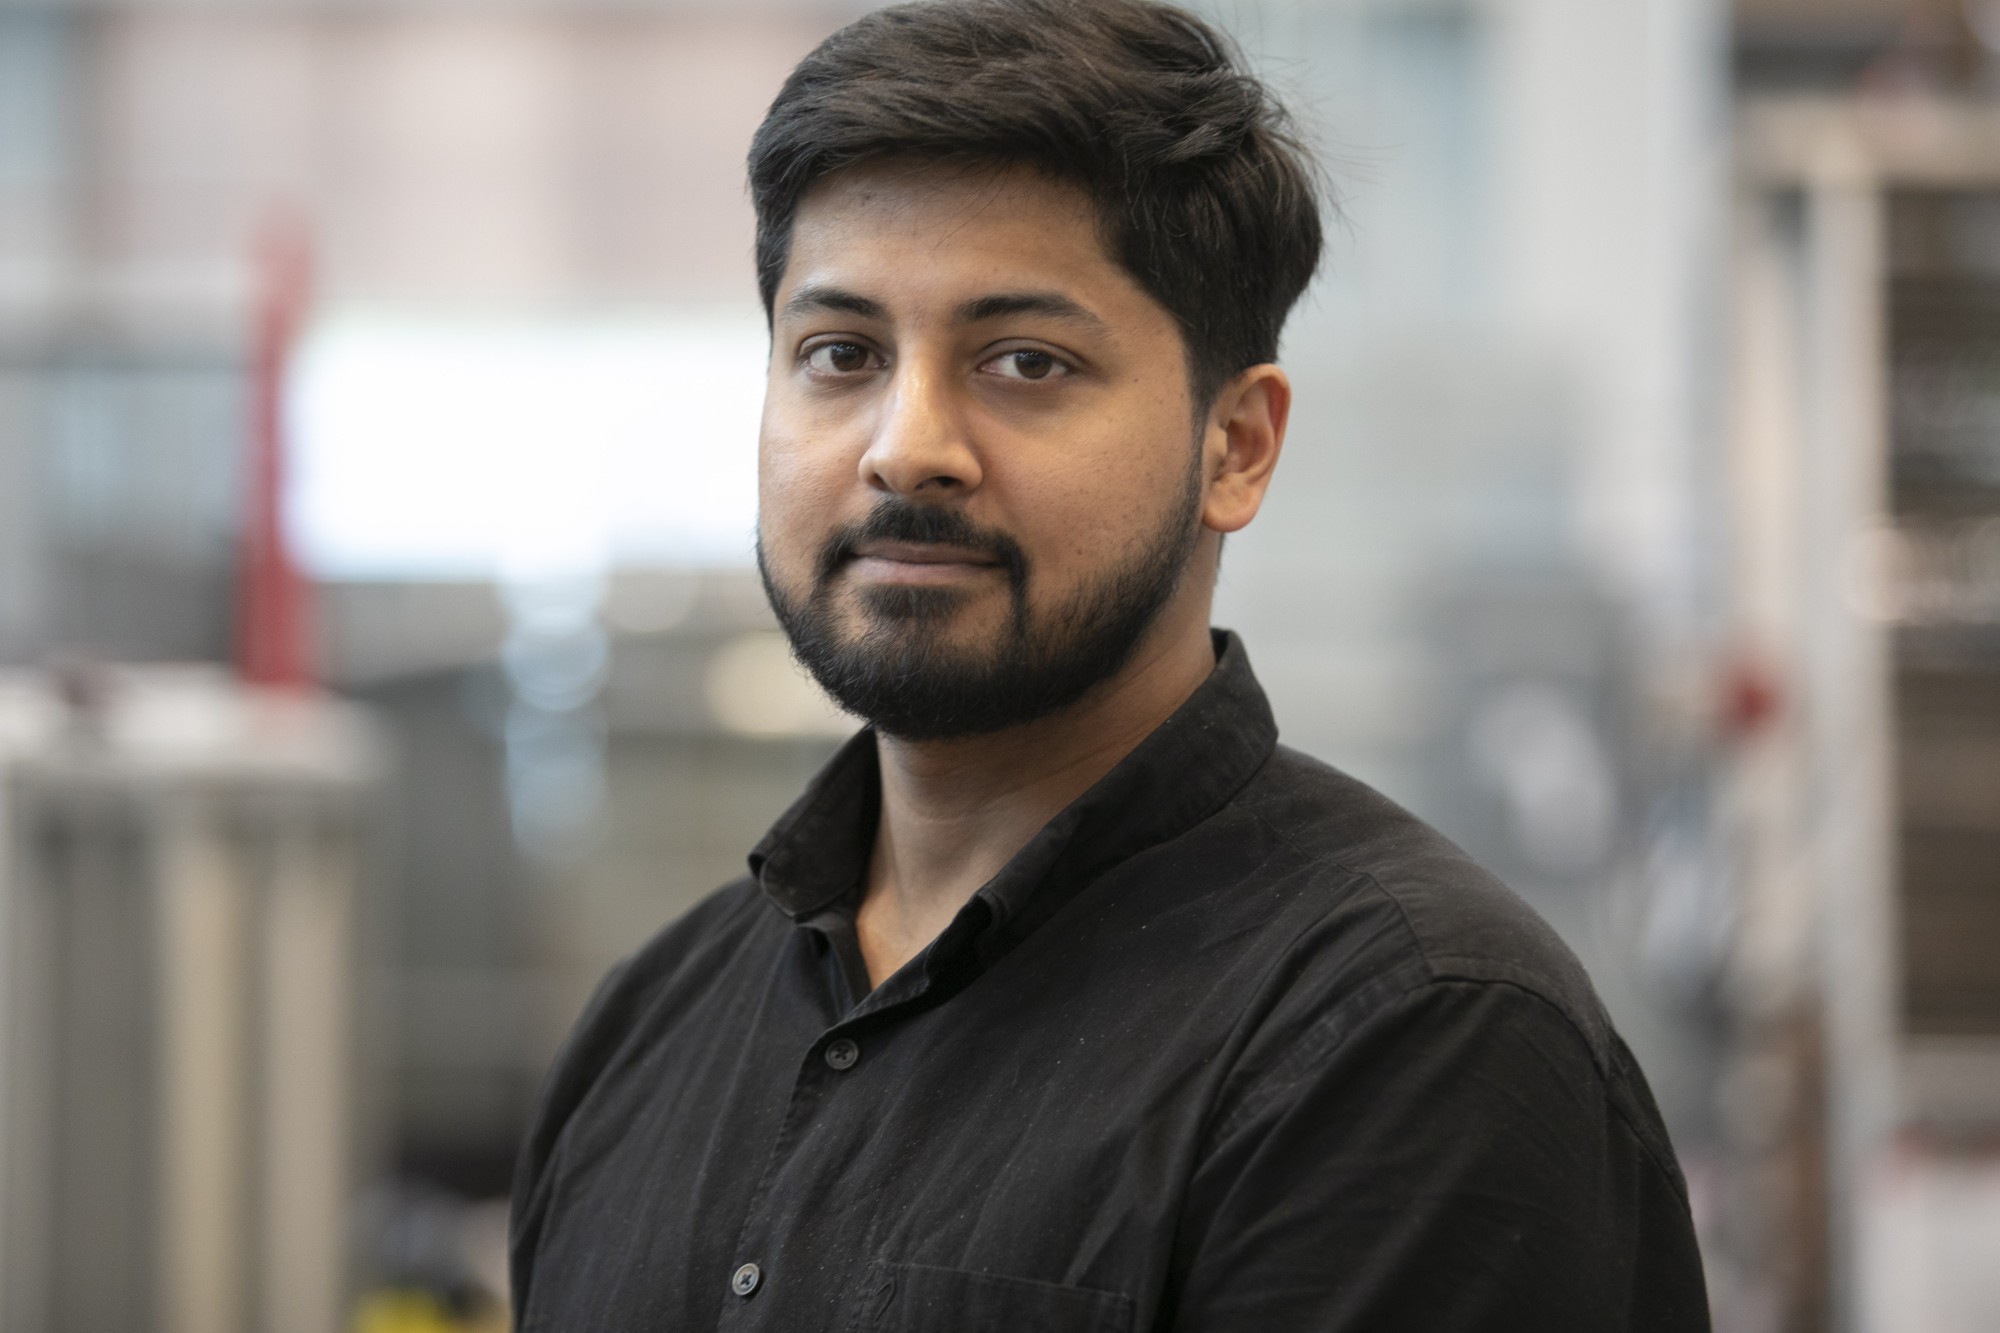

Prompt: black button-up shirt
[{"left": 510, "top": 633, "right": 1710, "bottom": 1331}]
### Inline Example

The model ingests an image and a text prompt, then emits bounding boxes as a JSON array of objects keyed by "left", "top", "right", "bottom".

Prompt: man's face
[{"left": 756, "top": 162, "right": 1213, "bottom": 740}]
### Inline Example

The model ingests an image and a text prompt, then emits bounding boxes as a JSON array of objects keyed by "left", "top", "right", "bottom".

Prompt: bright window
[{"left": 288, "top": 309, "right": 769, "bottom": 580}]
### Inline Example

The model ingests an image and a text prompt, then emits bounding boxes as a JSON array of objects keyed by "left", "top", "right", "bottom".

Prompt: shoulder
[
  {"left": 1171, "top": 748, "right": 1709, "bottom": 1324},
  {"left": 512, "top": 877, "right": 771, "bottom": 1197},
  {"left": 1209, "top": 744, "right": 1685, "bottom": 1189},
  {"left": 611, "top": 875, "right": 774, "bottom": 1005},
  {"left": 1231, "top": 742, "right": 1613, "bottom": 1057},
  {"left": 551, "top": 873, "right": 769, "bottom": 1072},
  {"left": 570, "top": 877, "right": 770, "bottom": 1061},
  {"left": 1210, "top": 744, "right": 1685, "bottom": 1163}
]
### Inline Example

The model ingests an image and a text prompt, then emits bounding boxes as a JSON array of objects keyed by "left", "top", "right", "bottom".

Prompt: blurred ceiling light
[
  {"left": 704, "top": 631, "right": 854, "bottom": 739},
  {"left": 288, "top": 308, "right": 768, "bottom": 581}
]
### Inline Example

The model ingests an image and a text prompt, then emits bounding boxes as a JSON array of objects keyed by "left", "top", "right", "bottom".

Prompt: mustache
[{"left": 817, "top": 500, "right": 1030, "bottom": 591}]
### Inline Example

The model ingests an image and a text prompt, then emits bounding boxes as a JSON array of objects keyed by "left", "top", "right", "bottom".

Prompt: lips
[
  {"left": 849, "top": 540, "right": 1003, "bottom": 568},
  {"left": 843, "top": 540, "right": 1007, "bottom": 589}
]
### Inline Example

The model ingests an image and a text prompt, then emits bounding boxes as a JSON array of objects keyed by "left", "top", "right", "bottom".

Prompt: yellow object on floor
[{"left": 351, "top": 1288, "right": 506, "bottom": 1333}]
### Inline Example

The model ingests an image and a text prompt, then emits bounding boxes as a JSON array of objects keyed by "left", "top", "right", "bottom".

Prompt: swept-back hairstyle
[{"left": 747, "top": 0, "right": 1326, "bottom": 404}]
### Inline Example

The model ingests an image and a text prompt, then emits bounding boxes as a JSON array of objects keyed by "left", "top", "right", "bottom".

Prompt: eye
[
  {"left": 981, "top": 348, "right": 1071, "bottom": 382},
  {"left": 804, "top": 340, "right": 880, "bottom": 375}
]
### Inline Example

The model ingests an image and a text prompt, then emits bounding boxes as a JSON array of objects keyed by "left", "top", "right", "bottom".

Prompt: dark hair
[{"left": 747, "top": 0, "right": 1326, "bottom": 404}]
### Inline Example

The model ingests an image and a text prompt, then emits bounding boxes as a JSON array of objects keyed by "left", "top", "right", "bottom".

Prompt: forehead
[{"left": 776, "top": 162, "right": 1156, "bottom": 320}]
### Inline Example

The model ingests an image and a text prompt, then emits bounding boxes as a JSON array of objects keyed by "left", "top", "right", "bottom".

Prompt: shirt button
[
  {"left": 731, "top": 1262, "right": 762, "bottom": 1297},
  {"left": 824, "top": 1037, "right": 860, "bottom": 1071}
]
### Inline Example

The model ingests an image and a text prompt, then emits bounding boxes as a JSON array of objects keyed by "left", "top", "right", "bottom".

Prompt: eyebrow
[
  {"left": 955, "top": 291, "right": 1110, "bottom": 334},
  {"left": 780, "top": 284, "right": 887, "bottom": 321},
  {"left": 778, "top": 284, "right": 1110, "bottom": 335}
]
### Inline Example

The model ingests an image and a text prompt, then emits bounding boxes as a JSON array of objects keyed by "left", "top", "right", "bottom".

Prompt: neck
[{"left": 856, "top": 599, "right": 1217, "bottom": 987}]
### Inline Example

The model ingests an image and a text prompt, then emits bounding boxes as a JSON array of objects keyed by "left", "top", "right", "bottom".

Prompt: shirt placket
[{"left": 715, "top": 909, "right": 989, "bottom": 1328}]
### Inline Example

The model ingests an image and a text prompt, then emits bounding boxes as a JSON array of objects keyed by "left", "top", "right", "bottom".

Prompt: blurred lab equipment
[{"left": 0, "top": 667, "right": 382, "bottom": 1333}]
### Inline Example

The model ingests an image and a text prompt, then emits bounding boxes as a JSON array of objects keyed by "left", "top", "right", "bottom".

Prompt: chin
[{"left": 852, "top": 581, "right": 982, "bottom": 625}]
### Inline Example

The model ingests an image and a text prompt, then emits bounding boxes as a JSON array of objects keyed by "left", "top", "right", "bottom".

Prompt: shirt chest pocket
[{"left": 847, "top": 1260, "right": 1134, "bottom": 1333}]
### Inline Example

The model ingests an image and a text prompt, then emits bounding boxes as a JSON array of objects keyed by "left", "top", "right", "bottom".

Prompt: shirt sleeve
[
  {"left": 508, "top": 954, "right": 635, "bottom": 1326},
  {"left": 1166, "top": 976, "right": 1711, "bottom": 1332}
]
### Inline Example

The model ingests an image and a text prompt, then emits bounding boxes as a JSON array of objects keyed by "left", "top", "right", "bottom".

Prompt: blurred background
[{"left": 0, "top": 0, "right": 1995, "bottom": 1329}]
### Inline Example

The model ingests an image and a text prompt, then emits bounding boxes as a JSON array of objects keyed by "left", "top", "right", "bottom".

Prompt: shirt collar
[{"left": 748, "top": 629, "right": 1278, "bottom": 938}]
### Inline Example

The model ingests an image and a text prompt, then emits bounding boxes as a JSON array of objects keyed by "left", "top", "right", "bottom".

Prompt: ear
[{"left": 1200, "top": 364, "right": 1290, "bottom": 534}]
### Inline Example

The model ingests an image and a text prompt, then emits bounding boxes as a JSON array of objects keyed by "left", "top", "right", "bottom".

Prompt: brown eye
[
  {"left": 807, "top": 341, "right": 875, "bottom": 374},
  {"left": 984, "top": 348, "right": 1070, "bottom": 381}
]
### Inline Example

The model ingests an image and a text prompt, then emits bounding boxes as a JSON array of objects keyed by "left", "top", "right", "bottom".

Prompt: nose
[{"left": 859, "top": 358, "right": 983, "bottom": 497}]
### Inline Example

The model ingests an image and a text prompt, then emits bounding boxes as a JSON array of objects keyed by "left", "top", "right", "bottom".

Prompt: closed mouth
[{"left": 849, "top": 541, "right": 1003, "bottom": 568}]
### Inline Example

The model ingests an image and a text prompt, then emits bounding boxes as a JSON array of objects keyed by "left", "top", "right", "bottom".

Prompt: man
[{"left": 510, "top": 1, "right": 1711, "bottom": 1328}]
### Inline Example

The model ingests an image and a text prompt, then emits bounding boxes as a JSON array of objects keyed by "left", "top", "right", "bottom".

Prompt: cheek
[
  {"left": 758, "top": 424, "right": 859, "bottom": 563},
  {"left": 1000, "top": 455, "right": 1166, "bottom": 578},
  {"left": 1009, "top": 374, "right": 1198, "bottom": 563}
]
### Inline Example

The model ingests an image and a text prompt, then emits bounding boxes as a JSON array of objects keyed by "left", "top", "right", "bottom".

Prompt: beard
[{"left": 758, "top": 453, "right": 1205, "bottom": 742}]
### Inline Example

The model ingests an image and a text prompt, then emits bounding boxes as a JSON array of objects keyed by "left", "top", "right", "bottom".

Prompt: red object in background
[
  {"left": 236, "top": 209, "right": 316, "bottom": 688},
  {"left": 1719, "top": 648, "right": 1783, "bottom": 743}
]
